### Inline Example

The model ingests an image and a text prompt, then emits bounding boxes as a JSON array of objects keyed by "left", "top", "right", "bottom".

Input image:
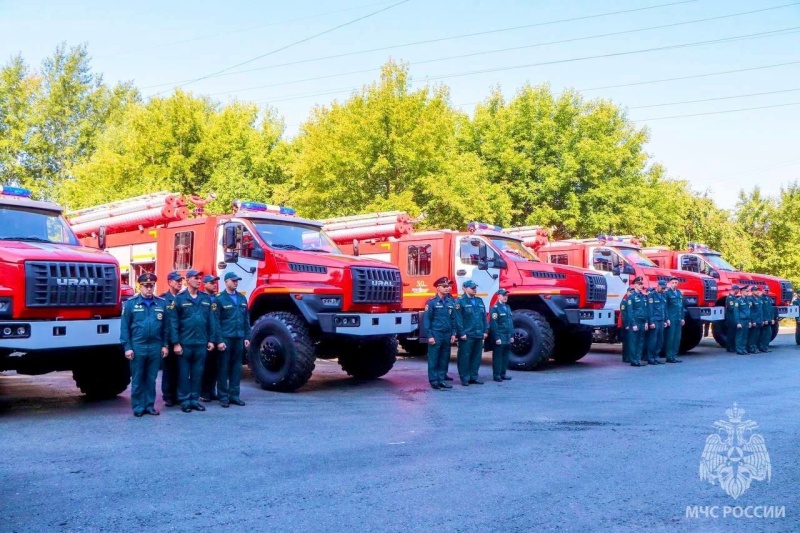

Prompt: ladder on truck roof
[
  {"left": 66, "top": 192, "right": 190, "bottom": 237},
  {"left": 319, "top": 211, "right": 416, "bottom": 244}
]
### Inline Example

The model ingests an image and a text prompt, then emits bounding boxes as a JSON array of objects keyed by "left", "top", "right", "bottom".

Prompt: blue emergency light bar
[
  {"left": 233, "top": 200, "right": 296, "bottom": 216},
  {"left": 1, "top": 186, "right": 32, "bottom": 198},
  {"left": 468, "top": 221, "right": 502, "bottom": 232}
]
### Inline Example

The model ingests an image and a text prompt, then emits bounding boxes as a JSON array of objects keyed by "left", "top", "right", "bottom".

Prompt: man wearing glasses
[
  {"left": 215, "top": 272, "right": 250, "bottom": 407},
  {"left": 167, "top": 270, "right": 219, "bottom": 413},
  {"left": 120, "top": 273, "right": 169, "bottom": 417}
]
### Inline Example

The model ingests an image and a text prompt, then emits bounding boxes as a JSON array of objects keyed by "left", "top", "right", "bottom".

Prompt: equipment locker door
[
  {"left": 216, "top": 220, "right": 260, "bottom": 300},
  {"left": 454, "top": 235, "right": 500, "bottom": 309}
]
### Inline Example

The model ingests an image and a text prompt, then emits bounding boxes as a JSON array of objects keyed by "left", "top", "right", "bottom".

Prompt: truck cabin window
[
  {"left": 460, "top": 238, "right": 496, "bottom": 265},
  {"left": 0, "top": 205, "right": 78, "bottom": 245},
  {"left": 592, "top": 249, "right": 617, "bottom": 272},
  {"left": 487, "top": 237, "right": 539, "bottom": 262},
  {"left": 251, "top": 221, "right": 342, "bottom": 254}
]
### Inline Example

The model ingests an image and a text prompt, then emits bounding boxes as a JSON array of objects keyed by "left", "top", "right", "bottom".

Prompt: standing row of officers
[
  {"left": 423, "top": 277, "right": 513, "bottom": 389},
  {"left": 120, "top": 270, "right": 251, "bottom": 417},
  {"left": 724, "top": 284, "right": 775, "bottom": 355}
]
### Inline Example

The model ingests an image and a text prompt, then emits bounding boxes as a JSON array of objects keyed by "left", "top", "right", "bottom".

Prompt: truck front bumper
[
  {"left": 687, "top": 306, "right": 725, "bottom": 321},
  {"left": 317, "top": 312, "right": 418, "bottom": 336},
  {"left": 0, "top": 318, "right": 121, "bottom": 352},
  {"left": 564, "top": 309, "right": 616, "bottom": 326},
  {"left": 777, "top": 305, "right": 799, "bottom": 319}
]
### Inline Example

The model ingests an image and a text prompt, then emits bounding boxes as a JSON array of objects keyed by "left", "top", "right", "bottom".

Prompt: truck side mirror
[
  {"left": 223, "top": 225, "right": 237, "bottom": 249},
  {"left": 492, "top": 257, "right": 508, "bottom": 270},
  {"left": 611, "top": 266, "right": 621, "bottom": 276},
  {"left": 711, "top": 270, "right": 719, "bottom": 279},
  {"left": 224, "top": 250, "right": 239, "bottom": 264},
  {"left": 622, "top": 263, "right": 636, "bottom": 275},
  {"left": 477, "top": 259, "right": 489, "bottom": 271},
  {"left": 98, "top": 226, "right": 107, "bottom": 250},
  {"left": 250, "top": 247, "right": 265, "bottom": 261}
]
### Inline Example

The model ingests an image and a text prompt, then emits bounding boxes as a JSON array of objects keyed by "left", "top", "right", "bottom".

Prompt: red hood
[
  {"left": 0, "top": 241, "right": 118, "bottom": 264},
  {"left": 273, "top": 249, "right": 402, "bottom": 270}
]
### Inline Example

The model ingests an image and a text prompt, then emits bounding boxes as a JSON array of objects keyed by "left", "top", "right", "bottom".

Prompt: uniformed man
[
  {"left": 489, "top": 289, "right": 514, "bottom": 381},
  {"left": 619, "top": 286, "right": 635, "bottom": 363},
  {"left": 200, "top": 274, "right": 221, "bottom": 402},
  {"left": 646, "top": 280, "right": 667, "bottom": 365},
  {"left": 167, "top": 269, "right": 219, "bottom": 413},
  {"left": 159, "top": 271, "right": 183, "bottom": 407},
  {"left": 638, "top": 281, "right": 651, "bottom": 364},
  {"left": 423, "top": 277, "right": 456, "bottom": 390},
  {"left": 759, "top": 286, "right": 774, "bottom": 352},
  {"left": 120, "top": 273, "right": 169, "bottom": 417},
  {"left": 442, "top": 281, "right": 456, "bottom": 381},
  {"left": 747, "top": 285, "right": 763, "bottom": 354},
  {"left": 624, "top": 277, "right": 648, "bottom": 367},
  {"left": 734, "top": 286, "right": 753, "bottom": 355},
  {"left": 454, "top": 280, "right": 488, "bottom": 386},
  {"left": 663, "top": 276, "right": 684, "bottom": 363},
  {"left": 793, "top": 289, "right": 800, "bottom": 346},
  {"left": 724, "top": 285, "right": 741, "bottom": 353},
  {"left": 215, "top": 272, "right": 250, "bottom": 407}
]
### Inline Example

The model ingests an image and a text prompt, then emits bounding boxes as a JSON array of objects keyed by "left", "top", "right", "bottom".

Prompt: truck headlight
[
  {"left": 333, "top": 315, "right": 361, "bottom": 327},
  {"left": 0, "top": 323, "right": 29, "bottom": 338}
]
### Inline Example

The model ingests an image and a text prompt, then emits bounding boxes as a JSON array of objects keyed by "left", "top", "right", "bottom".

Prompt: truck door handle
[{"left": 456, "top": 269, "right": 466, "bottom": 276}]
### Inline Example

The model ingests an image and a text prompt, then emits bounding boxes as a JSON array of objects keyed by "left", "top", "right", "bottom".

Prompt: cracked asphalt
[{"left": 2, "top": 332, "right": 799, "bottom": 532}]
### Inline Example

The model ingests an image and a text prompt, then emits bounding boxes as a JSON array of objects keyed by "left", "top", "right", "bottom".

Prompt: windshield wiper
[
  {"left": 271, "top": 243, "right": 302, "bottom": 250},
  {"left": 305, "top": 248, "right": 330, "bottom": 253},
  {"left": 0, "top": 236, "right": 53, "bottom": 243}
]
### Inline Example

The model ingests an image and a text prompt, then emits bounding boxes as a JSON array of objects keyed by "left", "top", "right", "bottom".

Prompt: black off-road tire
[
  {"left": 771, "top": 321, "right": 779, "bottom": 342},
  {"left": 338, "top": 336, "right": 398, "bottom": 379},
  {"left": 552, "top": 326, "right": 593, "bottom": 364},
  {"left": 248, "top": 312, "right": 316, "bottom": 392},
  {"left": 72, "top": 346, "right": 131, "bottom": 400},
  {"left": 679, "top": 320, "right": 704, "bottom": 354},
  {"left": 508, "top": 309, "right": 555, "bottom": 371},
  {"left": 711, "top": 319, "right": 728, "bottom": 348}
]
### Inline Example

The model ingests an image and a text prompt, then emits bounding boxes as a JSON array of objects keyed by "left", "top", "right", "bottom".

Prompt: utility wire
[
  {"left": 630, "top": 87, "right": 800, "bottom": 109},
  {"left": 206, "top": 3, "right": 800, "bottom": 97},
  {"left": 142, "top": 0, "right": 697, "bottom": 90},
  {"left": 153, "top": 0, "right": 410, "bottom": 95},
  {"left": 635, "top": 101, "right": 800, "bottom": 121}
]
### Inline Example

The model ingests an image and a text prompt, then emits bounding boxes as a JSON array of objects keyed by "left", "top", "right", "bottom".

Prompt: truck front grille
[
  {"left": 25, "top": 261, "right": 119, "bottom": 308},
  {"left": 702, "top": 278, "right": 718, "bottom": 304},
  {"left": 351, "top": 267, "right": 401, "bottom": 304},
  {"left": 780, "top": 280, "right": 793, "bottom": 303},
  {"left": 585, "top": 274, "right": 607, "bottom": 303}
]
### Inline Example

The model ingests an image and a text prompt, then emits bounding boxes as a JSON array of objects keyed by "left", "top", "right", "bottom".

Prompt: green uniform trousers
[
  {"left": 758, "top": 325, "right": 772, "bottom": 351},
  {"left": 646, "top": 323, "right": 665, "bottom": 363},
  {"left": 161, "top": 348, "right": 179, "bottom": 403},
  {"left": 620, "top": 329, "right": 629, "bottom": 363},
  {"left": 492, "top": 344, "right": 511, "bottom": 379},
  {"left": 178, "top": 344, "right": 207, "bottom": 408},
  {"left": 217, "top": 337, "right": 245, "bottom": 402},
  {"left": 664, "top": 322, "right": 682, "bottom": 361},
  {"left": 427, "top": 333, "right": 451, "bottom": 386},
  {"left": 457, "top": 338, "right": 483, "bottom": 381},
  {"left": 734, "top": 325, "right": 749, "bottom": 354},
  {"left": 628, "top": 325, "right": 645, "bottom": 364},
  {"left": 130, "top": 343, "right": 162, "bottom": 415},
  {"left": 201, "top": 347, "right": 219, "bottom": 399},
  {"left": 726, "top": 321, "right": 737, "bottom": 352},
  {"left": 747, "top": 325, "right": 760, "bottom": 353}
]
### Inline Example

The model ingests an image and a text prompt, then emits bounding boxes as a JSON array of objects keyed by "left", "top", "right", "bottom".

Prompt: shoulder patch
[{"left": 492, "top": 313, "right": 498, "bottom": 319}]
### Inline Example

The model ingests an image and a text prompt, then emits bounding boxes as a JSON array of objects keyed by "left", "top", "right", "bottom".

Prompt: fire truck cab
[
  {"left": 643, "top": 244, "right": 798, "bottom": 347},
  {"left": 538, "top": 235, "right": 724, "bottom": 353},
  {"left": 338, "top": 221, "right": 613, "bottom": 370},
  {"left": 0, "top": 186, "right": 128, "bottom": 398},
  {"left": 78, "top": 197, "right": 417, "bottom": 392}
]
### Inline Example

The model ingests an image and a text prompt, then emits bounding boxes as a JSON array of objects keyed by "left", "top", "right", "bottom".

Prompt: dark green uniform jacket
[
  {"left": 648, "top": 289, "right": 667, "bottom": 325},
  {"left": 423, "top": 295, "right": 456, "bottom": 336},
  {"left": 167, "top": 291, "right": 219, "bottom": 345},
  {"left": 216, "top": 290, "right": 251, "bottom": 340},
  {"left": 120, "top": 294, "right": 169, "bottom": 351},
  {"left": 455, "top": 294, "right": 488, "bottom": 339},
  {"left": 489, "top": 302, "right": 514, "bottom": 344},
  {"left": 664, "top": 288, "right": 684, "bottom": 321}
]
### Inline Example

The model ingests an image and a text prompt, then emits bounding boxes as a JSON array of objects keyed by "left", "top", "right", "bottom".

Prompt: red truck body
[{"left": 0, "top": 186, "right": 129, "bottom": 398}]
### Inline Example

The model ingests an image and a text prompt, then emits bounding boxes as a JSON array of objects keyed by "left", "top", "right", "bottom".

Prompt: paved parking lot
[{"left": 2, "top": 333, "right": 799, "bottom": 532}]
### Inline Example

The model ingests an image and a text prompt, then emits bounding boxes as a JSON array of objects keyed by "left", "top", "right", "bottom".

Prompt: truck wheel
[
  {"left": 679, "top": 320, "right": 704, "bottom": 354},
  {"left": 771, "top": 322, "right": 779, "bottom": 342},
  {"left": 399, "top": 337, "right": 428, "bottom": 357},
  {"left": 711, "top": 320, "right": 728, "bottom": 348},
  {"left": 338, "top": 336, "right": 398, "bottom": 379},
  {"left": 552, "top": 326, "right": 593, "bottom": 364},
  {"left": 249, "top": 312, "right": 316, "bottom": 392},
  {"left": 72, "top": 346, "right": 131, "bottom": 400},
  {"left": 508, "top": 309, "right": 555, "bottom": 370}
]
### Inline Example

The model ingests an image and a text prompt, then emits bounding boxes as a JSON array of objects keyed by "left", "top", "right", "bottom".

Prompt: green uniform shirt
[
  {"left": 423, "top": 295, "right": 455, "bottom": 336},
  {"left": 455, "top": 294, "right": 488, "bottom": 339},
  {"left": 624, "top": 291, "right": 648, "bottom": 325},
  {"left": 489, "top": 302, "right": 514, "bottom": 344},
  {"left": 647, "top": 289, "right": 667, "bottom": 324},
  {"left": 761, "top": 294, "right": 774, "bottom": 323},
  {"left": 167, "top": 290, "right": 219, "bottom": 345},
  {"left": 737, "top": 295, "right": 752, "bottom": 323},
  {"left": 749, "top": 295, "right": 762, "bottom": 323},
  {"left": 216, "top": 290, "right": 251, "bottom": 340},
  {"left": 725, "top": 294, "right": 738, "bottom": 323},
  {"left": 664, "top": 288, "right": 684, "bottom": 321},
  {"left": 120, "top": 294, "right": 169, "bottom": 352}
]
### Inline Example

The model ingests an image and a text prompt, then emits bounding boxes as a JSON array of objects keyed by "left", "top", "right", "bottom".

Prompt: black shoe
[
  {"left": 133, "top": 411, "right": 144, "bottom": 417},
  {"left": 192, "top": 404, "right": 206, "bottom": 412},
  {"left": 461, "top": 380, "right": 469, "bottom": 386},
  {"left": 501, "top": 376, "right": 511, "bottom": 380},
  {"left": 630, "top": 362, "right": 645, "bottom": 367},
  {"left": 672, "top": 359, "right": 683, "bottom": 363},
  {"left": 164, "top": 400, "right": 174, "bottom": 407},
  {"left": 430, "top": 383, "right": 442, "bottom": 390},
  {"left": 444, "top": 375, "right": 454, "bottom": 381},
  {"left": 146, "top": 408, "right": 160, "bottom": 416},
  {"left": 439, "top": 382, "right": 452, "bottom": 389},
  {"left": 469, "top": 379, "right": 484, "bottom": 385},
  {"left": 230, "top": 398, "right": 246, "bottom": 406},
  {"left": 735, "top": 352, "right": 747, "bottom": 355},
  {"left": 493, "top": 377, "right": 503, "bottom": 382},
  {"left": 220, "top": 401, "right": 230, "bottom": 408},
  {"left": 759, "top": 349, "right": 770, "bottom": 353},
  {"left": 182, "top": 406, "right": 192, "bottom": 413}
]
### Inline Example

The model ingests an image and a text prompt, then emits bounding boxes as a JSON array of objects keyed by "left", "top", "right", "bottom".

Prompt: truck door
[
  {"left": 589, "top": 246, "right": 629, "bottom": 309},
  {"left": 454, "top": 236, "right": 501, "bottom": 309},
  {"left": 216, "top": 220, "right": 261, "bottom": 300}
]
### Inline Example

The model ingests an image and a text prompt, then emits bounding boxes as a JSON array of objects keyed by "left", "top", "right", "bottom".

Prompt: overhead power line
[
  {"left": 206, "top": 3, "right": 800, "bottom": 98},
  {"left": 141, "top": 0, "right": 697, "bottom": 90},
  {"left": 629, "top": 87, "right": 800, "bottom": 109},
  {"left": 153, "top": 0, "right": 410, "bottom": 95},
  {"left": 635, "top": 101, "right": 800, "bottom": 121}
]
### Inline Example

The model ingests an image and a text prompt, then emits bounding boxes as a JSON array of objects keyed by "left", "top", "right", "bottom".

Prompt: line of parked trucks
[{"left": 1, "top": 187, "right": 796, "bottom": 397}]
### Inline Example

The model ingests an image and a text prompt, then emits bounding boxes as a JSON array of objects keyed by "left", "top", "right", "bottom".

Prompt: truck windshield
[
  {"left": 0, "top": 205, "right": 78, "bottom": 245},
  {"left": 251, "top": 221, "right": 342, "bottom": 253},
  {"left": 617, "top": 247, "right": 656, "bottom": 267},
  {"left": 702, "top": 253, "right": 737, "bottom": 271},
  {"left": 488, "top": 237, "right": 540, "bottom": 262}
]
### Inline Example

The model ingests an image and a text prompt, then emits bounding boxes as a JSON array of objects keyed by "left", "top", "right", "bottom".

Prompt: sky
[{"left": 1, "top": 0, "right": 799, "bottom": 210}]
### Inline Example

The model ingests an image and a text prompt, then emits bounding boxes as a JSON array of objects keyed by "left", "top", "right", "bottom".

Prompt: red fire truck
[
  {"left": 535, "top": 235, "right": 724, "bottom": 354},
  {"left": 642, "top": 244, "right": 798, "bottom": 347},
  {"left": 0, "top": 186, "right": 129, "bottom": 398},
  {"left": 74, "top": 194, "right": 417, "bottom": 392},
  {"left": 333, "top": 217, "right": 613, "bottom": 370}
]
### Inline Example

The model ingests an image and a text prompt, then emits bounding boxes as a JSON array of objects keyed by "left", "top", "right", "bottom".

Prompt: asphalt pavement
[{"left": 2, "top": 332, "right": 799, "bottom": 532}]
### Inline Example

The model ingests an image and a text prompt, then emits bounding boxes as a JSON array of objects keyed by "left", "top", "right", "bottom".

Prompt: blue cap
[
  {"left": 137, "top": 272, "right": 157, "bottom": 283},
  {"left": 463, "top": 280, "right": 478, "bottom": 289},
  {"left": 186, "top": 269, "right": 202, "bottom": 278},
  {"left": 167, "top": 271, "right": 183, "bottom": 281},
  {"left": 224, "top": 272, "right": 242, "bottom": 282},
  {"left": 633, "top": 276, "right": 643, "bottom": 284},
  {"left": 731, "top": 284, "right": 740, "bottom": 290},
  {"left": 203, "top": 274, "right": 219, "bottom": 283},
  {"left": 497, "top": 289, "right": 509, "bottom": 295},
  {"left": 658, "top": 280, "right": 667, "bottom": 288}
]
